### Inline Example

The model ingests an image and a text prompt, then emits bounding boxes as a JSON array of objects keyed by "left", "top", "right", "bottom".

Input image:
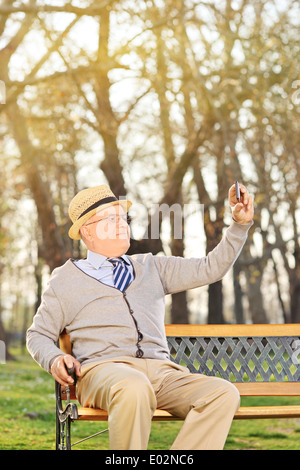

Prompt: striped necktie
[{"left": 108, "top": 257, "right": 133, "bottom": 292}]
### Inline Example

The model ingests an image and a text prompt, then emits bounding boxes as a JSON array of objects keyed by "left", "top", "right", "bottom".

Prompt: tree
[{"left": 0, "top": 0, "right": 299, "bottom": 330}]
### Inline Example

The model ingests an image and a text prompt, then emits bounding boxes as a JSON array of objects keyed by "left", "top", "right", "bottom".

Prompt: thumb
[{"left": 64, "top": 355, "right": 74, "bottom": 369}]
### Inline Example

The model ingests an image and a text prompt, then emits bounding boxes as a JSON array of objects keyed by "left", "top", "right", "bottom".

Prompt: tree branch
[{"left": 0, "top": 0, "right": 115, "bottom": 16}]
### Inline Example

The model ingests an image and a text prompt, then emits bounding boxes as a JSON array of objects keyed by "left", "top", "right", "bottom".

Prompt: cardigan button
[{"left": 136, "top": 348, "right": 144, "bottom": 358}]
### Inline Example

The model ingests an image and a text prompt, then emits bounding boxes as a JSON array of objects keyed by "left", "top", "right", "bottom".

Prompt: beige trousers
[{"left": 76, "top": 356, "right": 240, "bottom": 450}]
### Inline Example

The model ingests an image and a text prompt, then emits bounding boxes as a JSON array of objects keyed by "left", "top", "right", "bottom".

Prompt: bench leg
[
  {"left": 56, "top": 404, "right": 72, "bottom": 450},
  {"left": 55, "top": 381, "right": 78, "bottom": 450}
]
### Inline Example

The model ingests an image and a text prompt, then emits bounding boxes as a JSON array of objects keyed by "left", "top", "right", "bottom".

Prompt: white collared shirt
[{"left": 74, "top": 250, "right": 134, "bottom": 287}]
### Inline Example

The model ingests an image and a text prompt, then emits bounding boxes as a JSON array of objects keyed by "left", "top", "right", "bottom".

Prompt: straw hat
[{"left": 68, "top": 184, "right": 132, "bottom": 240}]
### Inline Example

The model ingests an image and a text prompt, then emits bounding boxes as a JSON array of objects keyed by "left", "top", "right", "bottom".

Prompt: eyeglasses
[{"left": 84, "top": 214, "right": 130, "bottom": 226}]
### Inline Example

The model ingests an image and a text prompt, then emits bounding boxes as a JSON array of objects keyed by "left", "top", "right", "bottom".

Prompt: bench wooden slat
[
  {"left": 234, "top": 405, "right": 300, "bottom": 420},
  {"left": 77, "top": 408, "right": 182, "bottom": 421},
  {"left": 77, "top": 405, "right": 300, "bottom": 421},
  {"left": 165, "top": 323, "right": 300, "bottom": 337},
  {"left": 235, "top": 382, "right": 300, "bottom": 396}
]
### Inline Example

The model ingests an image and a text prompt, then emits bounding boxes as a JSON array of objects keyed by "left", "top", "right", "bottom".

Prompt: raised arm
[{"left": 154, "top": 184, "right": 253, "bottom": 295}]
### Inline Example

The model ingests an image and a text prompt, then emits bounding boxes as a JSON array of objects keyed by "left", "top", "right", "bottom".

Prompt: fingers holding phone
[{"left": 229, "top": 182, "right": 254, "bottom": 225}]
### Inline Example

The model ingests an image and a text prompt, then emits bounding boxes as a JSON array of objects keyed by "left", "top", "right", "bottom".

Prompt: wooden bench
[{"left": 55, "top": 323, "right": 300, "bottom": 450}]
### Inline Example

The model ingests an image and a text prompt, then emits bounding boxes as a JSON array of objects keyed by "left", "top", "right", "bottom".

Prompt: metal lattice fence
[{"left": 167, "top": 336, "right": 300, "bottom": 383}]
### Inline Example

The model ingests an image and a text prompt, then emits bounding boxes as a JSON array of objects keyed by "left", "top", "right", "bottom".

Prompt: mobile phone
[{"left": 235, "top": 181, "right": 240, "bottom": 202}]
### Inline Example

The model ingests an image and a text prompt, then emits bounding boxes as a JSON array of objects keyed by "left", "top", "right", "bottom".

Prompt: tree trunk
[
  {"left": 6, "top": 103, "right": 71, "bottom": 272},
  {"left": 290, "top": 248, "right": 300, "bottom": 323},
  {"left": 244, "top": 265, "right": 268, "bottom": 324},
  {"left": 208, "top": 282, "right": 224, "bottom": 324},
  {"left": 205, "top": 204, "right": 225, "bottom": 324},
  {"left": 170, "top": 208, "right": 189, "bottom": 324},
  {"left": 233, "top": 261, "right": 244, "bottom": 324}
]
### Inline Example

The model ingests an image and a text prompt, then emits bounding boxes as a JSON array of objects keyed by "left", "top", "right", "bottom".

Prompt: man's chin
[{"left": 115, "top": 239, "right": 130, "bottom": 255}]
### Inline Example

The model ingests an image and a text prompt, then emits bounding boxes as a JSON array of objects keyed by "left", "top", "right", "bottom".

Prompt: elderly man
[{"left": 27, "top": 183, "right": 253, "bottom": 450}]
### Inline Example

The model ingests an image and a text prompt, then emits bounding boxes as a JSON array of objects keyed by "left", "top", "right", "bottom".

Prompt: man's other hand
[{"left": 51, "top": 354, "right": 81, "bottom": 386}]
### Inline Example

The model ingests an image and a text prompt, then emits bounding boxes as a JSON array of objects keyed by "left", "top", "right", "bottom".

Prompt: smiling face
[{"left": 79, "top": 204, "right": 131, "bottom": 257}]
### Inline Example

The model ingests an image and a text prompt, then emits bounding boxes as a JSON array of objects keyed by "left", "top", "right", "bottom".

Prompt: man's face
[{"left": 80, "top": 204, "right": 130, "bottom": 257}]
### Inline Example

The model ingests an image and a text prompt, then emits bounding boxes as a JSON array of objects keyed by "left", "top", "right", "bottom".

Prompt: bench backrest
[{"left": 59, "top": 324, "right": 300, "bottom": 397}]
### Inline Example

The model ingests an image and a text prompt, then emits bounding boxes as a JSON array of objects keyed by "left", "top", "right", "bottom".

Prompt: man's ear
[{"left": 79, "top": 225, "right": 90, "bottom": 241}]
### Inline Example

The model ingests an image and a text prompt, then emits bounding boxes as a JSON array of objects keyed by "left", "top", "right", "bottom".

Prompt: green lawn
[{"left": 1, "top": 352, "right": 300, "bottom": 450}]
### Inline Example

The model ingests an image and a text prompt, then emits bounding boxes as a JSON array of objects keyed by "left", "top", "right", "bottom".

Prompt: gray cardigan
[{"left": 26, "top": 221, "right": 252, "bottom": 372}]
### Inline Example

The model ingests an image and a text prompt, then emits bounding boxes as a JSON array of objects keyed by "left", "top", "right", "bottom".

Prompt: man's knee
[
  {"left": 110, "top": 374, "right": 157, "bottom": 411},
  {"left": 219, "top": 379, "right": 240, "bottom": 410},
  {"left": 192, "top": 377, "right": 240, "bottom": 413}
]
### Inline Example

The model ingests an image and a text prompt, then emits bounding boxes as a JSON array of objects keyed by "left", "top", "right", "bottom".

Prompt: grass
[{"left": 1, "top": 351, "right": 300, "bottom": 450}]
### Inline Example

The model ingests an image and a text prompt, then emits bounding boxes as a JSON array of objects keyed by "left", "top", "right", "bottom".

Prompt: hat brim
[{"left": 68, "top": 199, "right": 132, "bottom": 240}]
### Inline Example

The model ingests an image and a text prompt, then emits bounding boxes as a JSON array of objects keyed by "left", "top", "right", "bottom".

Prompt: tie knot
[{"left": 108, "top": 257, "right": 124, "bottom": 266}]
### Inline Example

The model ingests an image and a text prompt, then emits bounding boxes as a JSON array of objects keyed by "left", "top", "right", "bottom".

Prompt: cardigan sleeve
[
  {"left": 153, "top": 220, "right": 253, "bottom": 295},
  {"left": 26, "top": 283, "right": 67, "bottom": 373}
]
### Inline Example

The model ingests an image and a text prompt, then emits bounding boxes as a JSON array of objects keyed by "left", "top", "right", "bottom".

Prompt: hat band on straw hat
[{"left": 78, "top": 196, "right": 118, "bottom": 220}]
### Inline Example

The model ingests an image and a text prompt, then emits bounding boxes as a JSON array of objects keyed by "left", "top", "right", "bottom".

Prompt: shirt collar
[
  {"left": 119, "top": 254, "right": 130, "bottom": 265},
  {"left": 87, "top": 250, "right": 130, "bottom": 269}
]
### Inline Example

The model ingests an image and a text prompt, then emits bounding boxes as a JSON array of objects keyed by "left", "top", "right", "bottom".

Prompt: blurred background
[{"left": 0, "top": 0, "right": 299, "bottom": 361}]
